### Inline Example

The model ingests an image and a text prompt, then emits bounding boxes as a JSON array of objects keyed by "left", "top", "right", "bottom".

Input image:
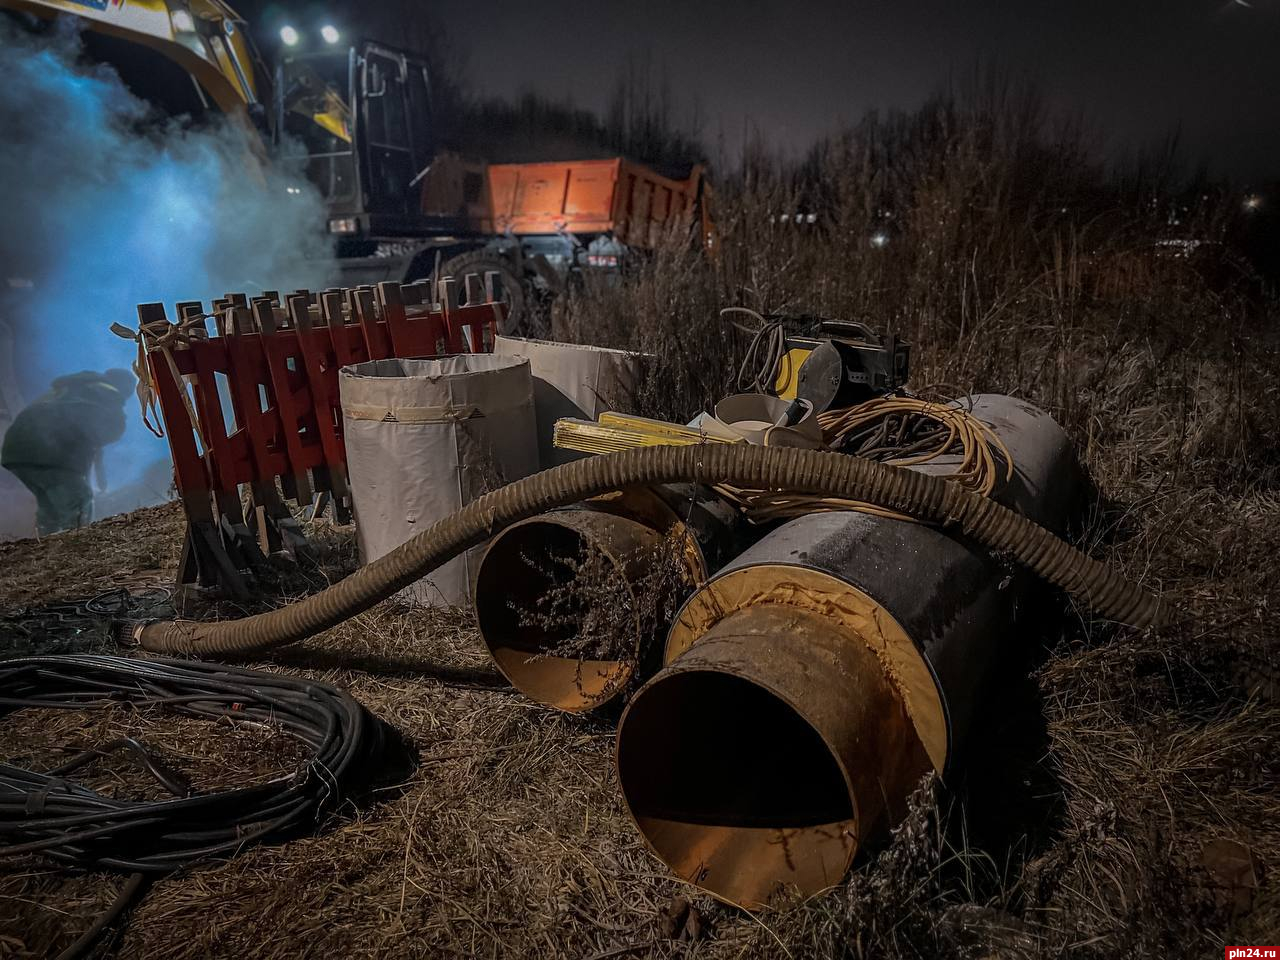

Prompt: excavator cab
[
  {"left": 277, "top": 46, "right": 359, "bottom": 212},
  {"left": 276, "top": 40, "right": 478, "bottom": 245}
]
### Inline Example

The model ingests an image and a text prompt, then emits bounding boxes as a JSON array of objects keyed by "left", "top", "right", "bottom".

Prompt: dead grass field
[
  {"left": 4, "top": 79, "right": 1280, "bottom": 959},
  {"left": 1, "top": 324, "right": 1277, "bottom": 958}
]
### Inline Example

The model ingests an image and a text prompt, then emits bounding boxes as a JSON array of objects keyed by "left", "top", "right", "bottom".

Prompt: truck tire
[{"left": 436, "top": 252, "right": 532, "bottom": 338}]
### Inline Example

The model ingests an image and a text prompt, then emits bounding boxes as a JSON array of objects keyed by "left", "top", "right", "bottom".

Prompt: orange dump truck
[
  {"left": 423, "top": 157, "right": 713, "bottom": 336},
  {"left": 486, "top": 158, "right": 713, "bottom": 250}
]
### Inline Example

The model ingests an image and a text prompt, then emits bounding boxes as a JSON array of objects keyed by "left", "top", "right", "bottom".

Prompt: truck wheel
[{"left": 436, "top": 253, "right": 533, "bottom": 338}]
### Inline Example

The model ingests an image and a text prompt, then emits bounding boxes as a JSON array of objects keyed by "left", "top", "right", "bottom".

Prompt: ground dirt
[
  {"left": 1, "top": 424, "right": 1277, "bottom": 959},
  {"left": 5, "top": 98, "right": 1280, "bottom": 952}
]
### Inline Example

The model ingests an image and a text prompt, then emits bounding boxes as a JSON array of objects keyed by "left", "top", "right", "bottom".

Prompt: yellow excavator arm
[{"left": 2, "top": 0, "right": 264, "bottom": 115}]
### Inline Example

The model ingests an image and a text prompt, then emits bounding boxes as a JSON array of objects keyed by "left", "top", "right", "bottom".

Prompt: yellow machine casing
[{"left": 774, "top": 341, "right": 818, "bottom": 400}]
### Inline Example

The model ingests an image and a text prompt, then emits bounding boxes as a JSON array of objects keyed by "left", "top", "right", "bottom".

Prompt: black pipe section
[{"left": 617, "top": 395, "right": 1093, "bottom": 907}]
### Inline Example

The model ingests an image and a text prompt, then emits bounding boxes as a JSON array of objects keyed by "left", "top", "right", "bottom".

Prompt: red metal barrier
[{"left": 134, "top": 273, "right": 505, "bottom": 598}]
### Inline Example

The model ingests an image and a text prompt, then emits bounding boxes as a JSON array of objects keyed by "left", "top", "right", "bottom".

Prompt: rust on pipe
[
  {"left": 474, "top": 509, "right": 667, "bottom": 711},
  {"left": 617, "top": 603, "right": 927, "bottom": 909},
  {"left": 616, "top": 395, "right": 1087, "bottom": 907},
  {"left": 474, "top": 485, "right": 742, "bottom": 712}
]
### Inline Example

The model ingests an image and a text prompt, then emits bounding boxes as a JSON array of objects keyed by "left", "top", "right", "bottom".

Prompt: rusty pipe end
[
  {"left": 616, "top": 604, "right": 930, "bottom": 908},
  {"left": 474, "top": 509, "right": 677, "bottom": 712}
]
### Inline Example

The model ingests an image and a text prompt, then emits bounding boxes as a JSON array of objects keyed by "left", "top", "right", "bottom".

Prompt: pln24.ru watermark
[{"left": 1227, "top": 949, "right": 1278, "bottom": 959}]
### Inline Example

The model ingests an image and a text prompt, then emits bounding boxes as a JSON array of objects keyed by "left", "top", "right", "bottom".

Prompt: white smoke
[{"left": 0, "top": 17, "right": 336, "bottom": 536}]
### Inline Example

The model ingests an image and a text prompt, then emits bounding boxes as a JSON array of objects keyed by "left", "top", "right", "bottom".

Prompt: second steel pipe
[{"left": 473, "top": 485, "right": 743, "bottom": 711}]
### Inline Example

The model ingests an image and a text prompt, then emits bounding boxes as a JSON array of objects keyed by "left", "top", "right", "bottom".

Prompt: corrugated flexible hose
[{"left": 136, "top": 444, "right": 1168, "bottom": 657}]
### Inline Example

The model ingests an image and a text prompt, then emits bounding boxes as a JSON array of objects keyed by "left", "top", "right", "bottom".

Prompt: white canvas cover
[
  {"left": 492, "top": 336, "right": 650, "bottom": 467},
  {"left": 339, "top": 355, "right": 538, "bottom": 607}
]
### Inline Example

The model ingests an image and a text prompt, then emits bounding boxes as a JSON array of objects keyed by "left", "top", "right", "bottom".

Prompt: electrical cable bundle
[
  {"left": 737, "top": 393, "right": 1016, "bottom": 521},
  {"left": 722, "top": 307, "right": 790, "bottom": 395},
  {"left": 0, "top": 654, "right": 382, "bottom": 957},
  {"left": 1, "top": 654, "right": 378, "bottom": 870},
  {"left": 0, "top": 588, "right": 173, "bottom": 652},
  {"left": 819, "top": 394, "right": 1013, "bottom": 496}
]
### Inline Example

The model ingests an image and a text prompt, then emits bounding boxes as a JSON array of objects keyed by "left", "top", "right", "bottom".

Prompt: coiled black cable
[
  {"left": 0, "top": 654, "right": 378, "bottom": 871},
  {"left": 0, "top": 654, "right": 383, "bottom": 957}
]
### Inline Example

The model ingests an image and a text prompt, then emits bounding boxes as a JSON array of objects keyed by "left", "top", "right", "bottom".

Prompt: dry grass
[
  {"left": 4, "top": 339, "right": 1275, "bottom": 960},
  {"left": 542, "top": 76, "right": 1280, "bottom": 956},
  {"left": 4, "top": 77, "right": 1280, "bottom": 958},
  {"left": 515, "top": 525, "right": 693, "bottom": 702}
]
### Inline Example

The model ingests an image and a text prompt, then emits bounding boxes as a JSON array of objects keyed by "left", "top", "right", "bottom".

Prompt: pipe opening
[
  {"left": 618, "top": 669, "right": 857, "bottom": 906},
  {"left": 475, "top": 519, "right": 637, "bottom": 710}
]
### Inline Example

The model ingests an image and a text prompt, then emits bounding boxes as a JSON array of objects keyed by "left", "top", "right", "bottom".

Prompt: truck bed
[{"left": 485, "top": 158, "right": 703, "bottom": 248}]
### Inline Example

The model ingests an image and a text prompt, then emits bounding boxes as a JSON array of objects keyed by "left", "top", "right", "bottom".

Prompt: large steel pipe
[
  {"left": 616, "top": 395, "right": 1086, "bottom": 907},
  {"left": 474, "top": 485, "right": 741, "bottom": 711}
]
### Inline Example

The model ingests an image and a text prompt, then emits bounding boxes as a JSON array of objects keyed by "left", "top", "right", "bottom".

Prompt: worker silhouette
[{"left": 0, "top": 368, "right": 134, "bottom": 535}]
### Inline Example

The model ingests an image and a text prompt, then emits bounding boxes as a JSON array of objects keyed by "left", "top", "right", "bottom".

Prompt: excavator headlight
[
  {"left": 280, "top": 25, "right": 300, "bottom": 47},
  {"left": 328, "top": 217, "right": 358, "bottom": 235},
  {"left": 321, "top": 25, "right": 341, "bottom": 44}
]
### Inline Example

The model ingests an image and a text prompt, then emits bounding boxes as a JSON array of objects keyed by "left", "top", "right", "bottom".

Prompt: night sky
[{"left": 422, "top": 0, "right": 1279, "bottom": 182}]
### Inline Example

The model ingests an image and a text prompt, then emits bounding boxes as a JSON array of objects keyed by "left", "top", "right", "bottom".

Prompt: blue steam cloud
[{"left": 0, "top": 18, "right": 335, "bottom": 529}]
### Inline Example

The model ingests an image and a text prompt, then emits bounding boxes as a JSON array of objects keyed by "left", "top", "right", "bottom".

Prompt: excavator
[{"left": 0, "top": 0, "right": 715, "bottom": 336}]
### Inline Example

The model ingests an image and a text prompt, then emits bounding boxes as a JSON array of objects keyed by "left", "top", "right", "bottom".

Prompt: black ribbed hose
[{"left": 137, "top": 445, "right": 1168, "bottom": 657}]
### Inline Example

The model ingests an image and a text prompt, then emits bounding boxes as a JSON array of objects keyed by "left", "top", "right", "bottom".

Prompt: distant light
[
  {"left": 320, "top": 24, "right": 340, "bottom": 44},
  {"left": 870, "top": 232, "right": 889, "bottom": 249},
  {"left": 170, "top": 9, "right": 195, "bottom": 32},
  {"left": 286, "top": 186, "right": 302, "bottom": 195},
  {"left": 280, "top": 24, "right": 300, "bottom": 46},
  {"left": 1244, "top": 195, "right": 1262, "bottom": 212}
]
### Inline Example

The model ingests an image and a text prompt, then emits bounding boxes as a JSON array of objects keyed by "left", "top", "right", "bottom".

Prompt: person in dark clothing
[{"left": 0, "top": 368, "right": 134, "bottom": 535}]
